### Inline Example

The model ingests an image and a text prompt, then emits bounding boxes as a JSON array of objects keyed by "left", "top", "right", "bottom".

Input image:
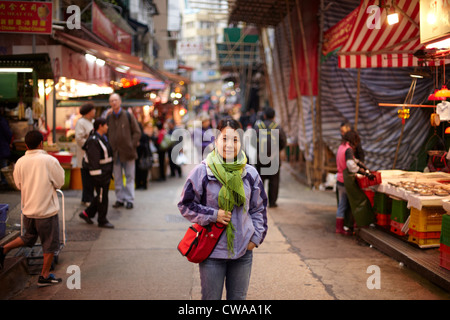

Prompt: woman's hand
[
  {"left": 217, "top": 209, "right": 232, "bottom": 225},
  {"left": 247, "top": 242, "right": 256, "bottom": 250}
]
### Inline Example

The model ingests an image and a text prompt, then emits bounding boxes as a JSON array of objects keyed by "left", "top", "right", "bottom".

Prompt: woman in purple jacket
[{"left": 178, "top": 118, "right": 268, "bottom": 300}]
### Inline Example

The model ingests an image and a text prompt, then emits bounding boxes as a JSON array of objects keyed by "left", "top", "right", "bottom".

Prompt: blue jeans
[
  {"left": 113, "top": 158, "right": 135, "bottom": 204},
  {"left": 199, "top": 250, "right": 253, "bottom": 300},
  {"left": 336, "top": 183, "right": 349, "bottom": 219}
]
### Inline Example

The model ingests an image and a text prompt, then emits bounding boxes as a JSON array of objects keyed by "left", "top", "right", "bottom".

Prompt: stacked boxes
[
  {"left": 390, "top": 198, "right": 409, "bottom": 236},
  {"left": 440, "top": 214, "right": 450, "bottom": 270},
  {"left": 374, "top": 192, "right": 391, "bottom": 227},
  {"left": 408, "top": 206, "right": 445, "bottom": 247}
]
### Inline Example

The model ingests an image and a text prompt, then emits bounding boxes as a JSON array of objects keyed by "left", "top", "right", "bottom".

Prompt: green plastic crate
[
  {"left": 390, "top": 198, "right": 409, "bottom": 223},
  {"left": 441, "top": 214, "right": 450, "bottom": 246},
  {"left": 373, "top": 192, "right": 391, "bottom": 214}
]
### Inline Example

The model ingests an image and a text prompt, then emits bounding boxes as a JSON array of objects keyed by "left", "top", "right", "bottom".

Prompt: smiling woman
[
  {"left": 178, "top": 117, "right": 268, "bottom": 300},
  {"left": 214, "top": 118, "right": 244, "bottom": 162}
]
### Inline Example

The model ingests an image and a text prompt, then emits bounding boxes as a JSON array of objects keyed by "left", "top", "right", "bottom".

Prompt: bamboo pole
[
  {"left": 273, "top": 28, "right": 291, "bottom": 133},
  {"left": 285, "top": 0, "right": 311, "bottom": 185},
  {"left": 263, "top": 28, "right": 288, "bottom": 130},
  {"left": 244, "top": 42, "right": 255, "bottom": 110},
  {"left": 295, "top": 0, "right": 318, "bottom": 186},
  {"left": 258, "top": 27, "right": 274, "bottom": 108},
  {"left": 355, "top": 68, "right": 360, "bottom": 131},
  {"left": 316, "top": 0, "right": 325, "bottom": 186}
]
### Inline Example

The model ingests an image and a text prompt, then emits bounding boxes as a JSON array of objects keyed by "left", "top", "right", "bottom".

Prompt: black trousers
[
  {"left": 168, "top": 148, "right": 181, "bottom": 177},
  {"left": 81, "top": 167, "right": 94, "bottom": 203},
  {"left": 256, "top": 165, "right": 280, "bottom": 207},
  {"left": 85, "top": 180, "right": 110, "bottom": 225},
  {"left": 135, "top": 160, "right": 149, "bottom": 189},
  {"left": 158, "top": 151, "right": 166, "bottom": 180}
]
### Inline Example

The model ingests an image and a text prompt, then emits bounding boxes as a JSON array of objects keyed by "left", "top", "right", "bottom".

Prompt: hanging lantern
[
  {"left": 428, "top": 89, "right": 446, "bottom": 101},
  {"left": 435, "top": 85, "right": 450, "bottom": 98},
  {"left": 398, "top": 108, "right": 410, "bottom": 124}
]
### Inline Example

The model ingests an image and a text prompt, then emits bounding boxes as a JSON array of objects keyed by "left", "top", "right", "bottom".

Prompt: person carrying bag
[{"left": 177, "top": 118, "right": 268, "bottom": 300}]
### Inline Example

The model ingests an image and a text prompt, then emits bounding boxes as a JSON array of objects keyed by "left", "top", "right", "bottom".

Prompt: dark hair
[
  {"left": 25, "top": 130, "right": 43, "bottom": 149},
  {"left": 80, "top": 103, "right": 95, "bottom": 116},
  {"left": 217, "top": 117, "right": 242, "bottom": 131},
  {"left": 340, "top": 122, "right": 352, "bottom": 129},
  {"left": 93, "top": 117, "right": 107, "bottom": 131},
  {"left": 343, "top": 129, "right": 360, "bottom": 149},
  {"left": 216, "top": 117, "right": 244, "bottom": 143},
  {"left": 264, "top": 107, "right": 275, "bottom": 120}
]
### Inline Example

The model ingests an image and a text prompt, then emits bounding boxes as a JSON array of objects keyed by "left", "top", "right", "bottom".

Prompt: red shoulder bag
[{"left": 177, "top": 222, "right": 226, "bottom": 263}]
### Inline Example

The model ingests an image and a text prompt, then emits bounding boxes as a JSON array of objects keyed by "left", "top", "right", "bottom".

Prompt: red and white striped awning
[{"left": 337, "top": 0, "right": 425, "bottom": 69}]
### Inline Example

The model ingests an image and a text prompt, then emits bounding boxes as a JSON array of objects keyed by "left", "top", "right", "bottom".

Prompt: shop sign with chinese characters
[{"left": 0, "top": 1, "right": 52, "bottom": 34}]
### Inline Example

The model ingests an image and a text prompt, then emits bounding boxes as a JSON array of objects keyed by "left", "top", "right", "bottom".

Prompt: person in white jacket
[{"left": 0, "top": 130, "right": 65, "bottom": 287}]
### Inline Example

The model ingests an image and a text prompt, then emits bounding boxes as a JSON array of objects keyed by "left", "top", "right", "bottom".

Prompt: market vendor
[{"left": 336, "top": 130, "right": 376, "bottom": 234}]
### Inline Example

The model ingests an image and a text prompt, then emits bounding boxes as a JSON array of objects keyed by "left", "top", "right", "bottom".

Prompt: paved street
[{"left": 5, "top": 163, "right": 450, "bottom": 301}]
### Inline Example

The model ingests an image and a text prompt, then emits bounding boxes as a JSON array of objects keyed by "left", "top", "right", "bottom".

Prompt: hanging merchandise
[
  {"left": 437, "top": 101, "right": 450, "bottom": 121},
  {"left": 398, "top": 108, "right": 410, "bottom": 124},
  {"left": 430, "top": 113, "right": 440, "bottom": 127},
  {"left": 17, "top": 99, "right": 25, "bottom": 120},
  {"left": 32, "top": 71, "right": 43, "bottom": 119}
]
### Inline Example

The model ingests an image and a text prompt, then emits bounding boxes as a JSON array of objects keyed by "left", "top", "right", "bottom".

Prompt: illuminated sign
[{"left": 0, "top": 1, "right": 52, "bottom": 34}]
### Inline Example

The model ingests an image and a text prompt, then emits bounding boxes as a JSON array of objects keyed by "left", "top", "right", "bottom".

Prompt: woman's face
[{"left": 216, "top": 126, "right": 241, "bottom": 161}]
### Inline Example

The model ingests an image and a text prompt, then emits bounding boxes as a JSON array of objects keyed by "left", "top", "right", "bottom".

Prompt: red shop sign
[
  {"left": 92, "top": 2, "right": 132, "bottom": 54},
  {"left": 0, "top": 1, "right": 52, "bottom": 34}
]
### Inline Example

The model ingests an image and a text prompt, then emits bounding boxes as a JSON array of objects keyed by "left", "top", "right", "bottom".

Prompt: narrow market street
[{"left": 4, "top": 163, "right": 450, "bottom": 301}]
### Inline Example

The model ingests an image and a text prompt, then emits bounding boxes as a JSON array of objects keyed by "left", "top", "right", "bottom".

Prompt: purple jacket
[{"left": 178, "top": 161, "right": 268, "bottom": 260}]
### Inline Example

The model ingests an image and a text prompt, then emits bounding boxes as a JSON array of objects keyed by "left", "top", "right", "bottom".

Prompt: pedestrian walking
[
  {"left": 79, "top": 118, "right": 114, "bottom": 228},
  {"left": 193, "top": 114, "right": 215, "bottom": 161},
  {"left": 167, "top": 119, "right": 182, "bottom": 178},
  {"left": 178, "top": 118, "right": 268, "bottom": 300},
  {"left": 106, "top": 93, "right": 141, "bottom": 209},
  {"left": 0, "top": 130, "right": 65, "bottom": 286},
  {"left": 253, "top": 107, "right": 287, "bottom": 208},
  {"left": 135, "top": 123, "right": 152, "bottom": 189},
  {"left": 155, "top": 121, "right": 168, "bottom": 181},
  {"left": 75, "top": 103, "right": 95, "bottom": 205}
]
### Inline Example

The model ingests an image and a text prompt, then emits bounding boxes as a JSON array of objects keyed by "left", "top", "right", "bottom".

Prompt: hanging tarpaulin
[{"left": 287, "top": 0, "right": 320, "bottom": 99}]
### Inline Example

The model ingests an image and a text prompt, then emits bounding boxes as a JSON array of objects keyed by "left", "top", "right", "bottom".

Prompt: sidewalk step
[
  {"left": 0, "top": 255, "right": 29, "bottom": 300},
  {"left": 358, "top": 227, "right": 450, "bottom": 292}
]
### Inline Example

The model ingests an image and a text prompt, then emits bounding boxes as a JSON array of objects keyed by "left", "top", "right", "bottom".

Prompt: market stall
[{"left": 319, "top": 0, "right": 450, "bottom": 291}]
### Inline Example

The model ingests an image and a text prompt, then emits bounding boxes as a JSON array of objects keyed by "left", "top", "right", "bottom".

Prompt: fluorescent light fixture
[
  {"left": 426, "top": 38, "right": 450, "bottom": 49},
  {"left": 0, "top": 67, "right": 33, "bottom": 73},
  {"left": 387, "top": 12, "right": 399, "bottom": 25},
  {"left": 96, "top": 59, "right": 105, "bottom": 66},
  {"left": 115, "top": 67, "right": 128, "bottom": 73},
  {"left": 409, "top": 70, "right": 431, "bottom": 78},
  {"left": 85, "top": 53, "right": 97, "bottom": 63}
]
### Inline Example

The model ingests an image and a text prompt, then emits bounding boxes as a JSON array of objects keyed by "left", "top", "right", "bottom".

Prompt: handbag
[
  {"left": 138, "top": 156, "right": 153, "bottom": 170},
  {"left": 177, "top": 222, "right": 225, "bottom": 263}
]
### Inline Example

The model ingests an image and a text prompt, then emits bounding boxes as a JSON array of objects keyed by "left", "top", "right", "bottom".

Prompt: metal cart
[{"left": 18, "top": 189, "right": 66, "bottom": 274}]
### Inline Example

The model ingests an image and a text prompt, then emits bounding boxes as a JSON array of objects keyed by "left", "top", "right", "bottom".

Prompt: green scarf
[{"left": 206, "top": 149, "right": 247, "bottom": 256}]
